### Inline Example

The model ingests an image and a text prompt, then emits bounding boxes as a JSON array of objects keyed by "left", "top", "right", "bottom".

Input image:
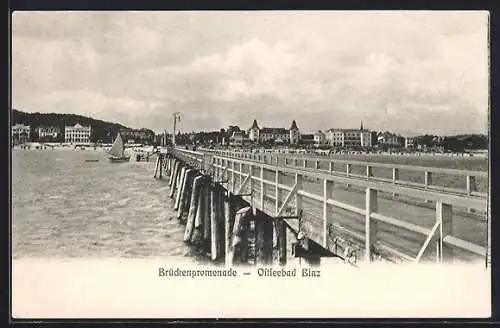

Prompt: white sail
[{"left": 109, "top": 133, "right": 124, "bottom": 158}]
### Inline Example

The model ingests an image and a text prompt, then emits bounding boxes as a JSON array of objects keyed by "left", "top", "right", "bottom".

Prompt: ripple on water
[{"left": 12, "top": 150, "right": 199, "bottom": 261}]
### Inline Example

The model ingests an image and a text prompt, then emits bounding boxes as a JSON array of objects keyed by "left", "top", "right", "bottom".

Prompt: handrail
[
  {"left": 170, "top": 147, "right": 488, "bottom": 263},
  {"left": 215, "top": 155, "right": 486, "bottom": 210},
  {"left": 200, "top": 148, "right": 487, "bottom": 177}
]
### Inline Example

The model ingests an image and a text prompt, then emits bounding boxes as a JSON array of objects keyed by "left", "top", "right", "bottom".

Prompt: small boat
[
  {"left": 108, "top": 133, "right": 130, "bottom": 163},
  {"left": 85, "top": 159, "right": 99, "bottom": 162}
]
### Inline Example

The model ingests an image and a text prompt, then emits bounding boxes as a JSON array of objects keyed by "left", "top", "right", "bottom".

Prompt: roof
[
  {"left": 290, "top": 120, "right": 299, "bottom": 130},
  {"left": 260, "top": 127, "right": 288, "bottom": 134},
  {"left": 250, "top": 119, "right": 259, "bottom": 129},
  {"left": 38, "top": 126, "right": 61, "bottom": 131},
  {"left": 326, "top": 128, "right": 362, "bottom": 133},
  {"left": 378, "top": 132, "right": 398, "bottom": 139},
  {"left": 231, "top": 131, "right": 244, "bottom": 138},
  {"left": 66, "top": 123, "right": 90, "bottom": 129}
]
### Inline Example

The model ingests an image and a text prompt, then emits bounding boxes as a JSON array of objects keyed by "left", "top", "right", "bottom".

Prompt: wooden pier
[{"left": 154, "top": 147, "right": 489, "bottom": 267}]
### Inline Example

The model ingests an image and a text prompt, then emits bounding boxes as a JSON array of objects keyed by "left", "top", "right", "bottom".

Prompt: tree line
[{"left": 12, "top": 109, "right": 155, "bottom": 144}]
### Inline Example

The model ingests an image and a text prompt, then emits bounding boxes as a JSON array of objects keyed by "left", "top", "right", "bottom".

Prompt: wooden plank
[
  {"left": 436, "top": 201, "right": 453, "bottom": 262},
  {"left": 370, "top": 213, "right": 431, "bottom": 236},
  {"left": 276, "top": 183, "right": 298, "bottom": 217},
  {"left": 443, "top": 235, "right": 486, "bottom": 256},
  {"left": 414, "top": 221, "right": 440, "bottom": 263},
  {"left": 323, "top": 179, "right": 334, "bottom": 247},
  {"left": 365, "top": 188, "right": 378, "bottom": 262}
]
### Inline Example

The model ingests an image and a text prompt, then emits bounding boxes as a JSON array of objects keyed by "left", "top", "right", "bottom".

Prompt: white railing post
[
  {"left": 231, "top": 160, "right": 235, "bottom": 193},
  {"left": 303, "top": 159, "right": 307, "bottom": 168},
  {"left": 425, "top": 171, "right": 432, "bottom": 189},
  {"left": 346, "top": 163, "right": 352, "bottom": 188},
  {"left": 275, "top": 169, "right": 280, "bottom": 215},
  {"left": 295, "top": 173, "right": 303, "bottom": 220},
  {"left": 260, "top": 166, "right": 265, "bottom": 210},
  {"left": 366, "top": 165, "right": 373, "bottom": 178},
  {"left": 214, "top": 157, "right": 218, "bottom": 181},
  {"left": 239, "top": 162, "right": 243, "bottom": 189},
  {"left": 466, "top": 175, "right": 477, "bottom": 196},
  {"left": 425, "top": 171, "right": 433, "bottom": 203},
  {"left": 329, "top": 161, "right": 334, "bottom": 173},
  {"left": 225, "top": 158, "right": 229, "bottom": 180},
  {"left": 365, "top": 188, "right": 378, "bottom": 262},
  {"left": 392, "top": 168, "right": 399, "bottom": 198},
  {"left": 436, "top": 201, "right": 453, "bottom": 263},
  {"left": 315, "top": 160, "right": 320, "bottom": 170},
  {"left": 293, "top": 158, "right": 298, "bottom": 167},
  {"left": 323, "top": 178, "right": 334, "bottom": 248}
]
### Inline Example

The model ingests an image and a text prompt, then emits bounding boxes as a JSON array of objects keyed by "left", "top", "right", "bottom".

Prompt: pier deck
[{"left": 165, "top": 147, "right": 489, "bottom": 265}]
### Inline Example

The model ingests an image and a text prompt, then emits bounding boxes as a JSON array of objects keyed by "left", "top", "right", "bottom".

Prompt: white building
[
  {"left": 12, "top": 124, "right": 30, "bottom": 143},
  {"left": 248, "top": 119, "right": 301, "bottom": 145},
  {"left": 65, "top": 123, "right": 92, "bottom": 143},
  {"left": 377, "top": 132, "right": 401, "bottom": 147},
  {"left": 229, "top": 131, "right": 244, "bottom": 146},
  {"left": 37, "top": 126, "right": 61, "bottom": 139},
  {"left": 313, "top": 130, "right": 326, "bottom": 146},
  {"left": 405, "top": 137, "right": 415, "bottom": 148},
  {"left": 325, "top": 122, "right": 372, "bottom": 148},
  {"left": 325, "top": 129, "right": 345, "bottom": 147},
  {"left": 361, "top": 131, "right": 374, "bottom": 147}
]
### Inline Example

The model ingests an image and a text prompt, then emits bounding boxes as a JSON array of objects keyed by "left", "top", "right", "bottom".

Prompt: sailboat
[{"left": 108, "top": 133, "right": 130, "bottom": 163}]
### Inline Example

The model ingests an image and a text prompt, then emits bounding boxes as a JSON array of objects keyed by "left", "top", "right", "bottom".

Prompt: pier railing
[
  {"left": 170, "top": 147, "right": 489, "bottom": 265},
  {"left": 199, "top": 148, "right": 488, "bottom": 198}
]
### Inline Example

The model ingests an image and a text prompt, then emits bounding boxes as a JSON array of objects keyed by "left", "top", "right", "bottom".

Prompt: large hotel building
[{"left": 65, "top": 123, "right": 92, "bottom": 143}]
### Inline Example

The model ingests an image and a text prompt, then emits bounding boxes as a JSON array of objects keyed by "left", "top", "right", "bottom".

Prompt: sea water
[{"left": 11, "top": 149, "right": 207, "bottom": 262}]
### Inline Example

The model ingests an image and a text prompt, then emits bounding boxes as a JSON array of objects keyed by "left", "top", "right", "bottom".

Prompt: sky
[{"left": 12, "top": 11, "right": 489, "bottom": 136}]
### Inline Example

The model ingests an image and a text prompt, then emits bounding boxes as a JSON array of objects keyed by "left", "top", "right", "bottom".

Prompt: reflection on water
[{"left": 12, "top": 149, "right": 207, "bottom": 262}]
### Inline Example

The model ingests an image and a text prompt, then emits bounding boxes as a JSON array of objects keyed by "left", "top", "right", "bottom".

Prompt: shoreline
[{"left": 12, "top": 143, "right": 488, "bottom": 159}]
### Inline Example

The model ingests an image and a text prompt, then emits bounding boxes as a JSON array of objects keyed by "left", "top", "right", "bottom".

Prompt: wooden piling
[
  {"left": 224, "top": 191, "right": 236, "bottom": 265},
  {"left": 203, "top": 180, "right": 211, "bottom": 245},
  {"left": 169, "top": 160, "right": 178, "bottom": 187},
  {"left": 191, "top": 177, "right": 205, "bottom": 244},
  {"left": 231, "top": 206, "right": 252, "bottom": 265},
  {"left": 159, "top": 154, "right": 163, "bottom": 179},
  {"left": 182, "top": 171, "right": 197, "bottom": 212},
  {"left": 153, "top": 155, "right": 160, "bottom": 178},
  {"left": 166, "top": 157, "right": 171, "bottom": 177},
  {"left": 174, "top": 167, "right": 190, "bottom": 211},
  {"left": 277, "top": 219, "right": 287, "bottom": 265},
  {"left": 217, "top": 184, "right": 226, "bottom": 261},
  {"left": 184, "top": 174, "right": 204, "bottom": 242},
  {"left": 178, "top": 170, "right": 196, "bottom": 223},
  {"left": 170, "top": 162, "right": 181, "bottom": 198},
  {"left": 173, "top": 166, "right": 187, "bottom": 209},
  {"left": 255, "top": 209, "right": 274, "bottom": 265},
  {"left": 210, "top": 184, "right": 220, "bottom": 261},
  {"left": 176, "top": 162, "right": 184, "bottom": 189}
]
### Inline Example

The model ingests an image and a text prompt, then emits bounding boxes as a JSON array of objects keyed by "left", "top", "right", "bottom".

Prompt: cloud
[{"left": 12, "top": 11, "right": 489, "bottom": 135}]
